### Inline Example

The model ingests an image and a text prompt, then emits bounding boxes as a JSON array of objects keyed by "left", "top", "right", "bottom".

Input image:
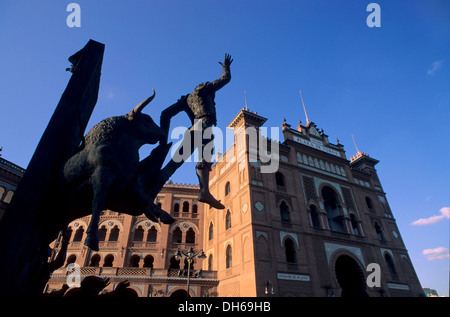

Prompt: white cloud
[
  {"left": 427, "top": 60, "right": 444, "bottom": 75},
  {"left": 423, "top": 247, "right": 450, "bottom": 261},
  {"left": 411, "top": 207, "right": 450, "bottom": 226},
  {"left": 441, "top": 207, "right": 450, "bottom": 218}
]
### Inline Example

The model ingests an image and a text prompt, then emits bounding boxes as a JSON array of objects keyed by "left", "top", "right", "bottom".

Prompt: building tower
[
  {"left": 204, "top": 109, "right": 268, "bottom": 296},
  {"left": 205, "top": 108, "right": 423, "bottom": 297}
]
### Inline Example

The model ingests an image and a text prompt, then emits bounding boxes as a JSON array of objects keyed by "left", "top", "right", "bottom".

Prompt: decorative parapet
[
  {"left": 0, "top": 158, "right": 25, "bottom": 176},
  {"left": 163, "top": 180, "right": 200, "bottom": 189},
  {"left": 350, "top": 151, "right": 370, "bottom": 162}
]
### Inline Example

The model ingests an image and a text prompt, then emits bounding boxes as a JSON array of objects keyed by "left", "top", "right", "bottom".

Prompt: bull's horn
[{"left": 132, "top": 88, "right": 156, "bottom": 114}]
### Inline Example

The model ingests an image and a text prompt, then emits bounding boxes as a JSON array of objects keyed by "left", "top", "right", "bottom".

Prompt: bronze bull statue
[{"left": 61, "top": 89, "right": 175, "bottom": 251}]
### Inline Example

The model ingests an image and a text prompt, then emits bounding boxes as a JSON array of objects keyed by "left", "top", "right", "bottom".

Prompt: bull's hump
[{"left": 85, "top": 115, "right": 129, "bottom": 145}]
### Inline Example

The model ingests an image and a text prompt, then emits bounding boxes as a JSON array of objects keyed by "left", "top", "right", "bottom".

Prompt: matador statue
[{"left": 158, "top": 54, "right": 233, "bottom": 209}]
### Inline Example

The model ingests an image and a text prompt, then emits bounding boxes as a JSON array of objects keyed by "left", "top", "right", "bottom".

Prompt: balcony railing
[
  {"left": 51, "top": 266, "right": 218, "bottom": 280},
  {"left": 172, "top": 212, "right": 199, "bottom": 219}
]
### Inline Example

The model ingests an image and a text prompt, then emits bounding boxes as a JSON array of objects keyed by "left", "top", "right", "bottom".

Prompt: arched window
[
  {"left": 129, "top": 255, "right": 140, "bottom": 267},
  {"left": 143, "top": 255, "right": 154, "bottom": 268},
  {"left": 275, "top": 172, "right": 285, "bottom": 187},
  {"left": 374, "top": 222, "right": 384, "bottom": 241},
  {"left": 225, "top": 182, "right": 231, "bottom": 196},
  {"left": 89, "top": 254, "right": 101, "bottom": 267},
  {"left": 173, "top": 203, "right": 180, "bottom": 213},
  {"left": 66, "top": 227, "right": 73, "bottom": 242},
  {"left": 310, "top": 205, "right": 321, "bottom": 228},
  {"left": 186, "top": 228, "right": 196, "bottom": 244},
  {"left": 284, "top": 238, "right": 296, "bottom": 263},
  {"left": 192, "top": 204, "right": 198, "bottom": 214},
  {"left": 172, "top": 227, "right": 182, "bottom": 243},
  {"left": 103, "top": 254, "right": 114, "bottom": 267},
  {"left": 366, "top": 197, "right": 375, "bottom": 212},
  {"left": 0, "top": 187, "right": 5, "bottom": 201},
  {"left": 169, "top": 256, "right": 180, "bottom": 269},
  {"left": 147, "top": 226, "right": 157, "bottom": 242},
  {"left": 208, "top": 254, "right": 213, "bottom": 271},
  {"left": 384, "top": 253, "right": 397, "bottom": 276},
  {"left": 303, "top": 154, "right": 308, "bottom": 165},
  {"left": 322, "top": 186, "right": 345, "bottom": 233},
  {"left": 280, "top": 201, "right": 291, "bottom": 222},
  {"left": 73, "top": 227, "right": 84, "bottom": 242},
  {"left": 226, "top": 245, "right": 232, "bottom": 269},
  {"left": 208, "top": 222, "right": 214, "bottom": 240},
  {"left": 225, "top": 210, "right": 232, "bottom": 230},
  {"left": 109, "top": 225, "right": 120, "bottom": 241},
  {"left": 66, "top": 254, "right": 76, "bottom": 266},
  {"left": 98, "top": 225, "right": 107, "bottom": 241},
  {"left": 183, "top": 201, "right": 190, "bottom": 213},
  {"left": 313, "top": 158, "right": 319, "bottom": 168},
  {"left": 133, "top": 225, "right": 144, "bottom": 241},
  {"left": 3, "top": 190, "right": 14, "bottom": 203},
  {"left": 350, "top": 214, "right": 361, "bottom": 235}
]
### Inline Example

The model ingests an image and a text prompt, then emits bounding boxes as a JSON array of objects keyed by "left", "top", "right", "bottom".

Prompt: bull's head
[{"left": 128, "top": 89, "right": 167, "bottom": 144}]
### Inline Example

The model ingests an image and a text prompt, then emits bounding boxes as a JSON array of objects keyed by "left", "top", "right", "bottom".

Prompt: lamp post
[{"left": 175, "top": 247, "right": 206, "bottom": 297}]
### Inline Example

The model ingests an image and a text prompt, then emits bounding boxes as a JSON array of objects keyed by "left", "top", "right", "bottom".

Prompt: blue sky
[{"left": 0, "top": 1, "right": 448, "bottom": 296}]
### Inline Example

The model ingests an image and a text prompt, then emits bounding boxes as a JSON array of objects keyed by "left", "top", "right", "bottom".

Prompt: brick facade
[
  {"left": 205, "top": 109, "right": 423, "bottom": 297},
  {"left": 46, "top": 183, "right": 218, "bottom": 297}
]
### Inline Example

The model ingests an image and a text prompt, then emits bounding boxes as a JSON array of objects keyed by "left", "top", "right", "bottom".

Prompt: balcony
[
  {"left": 172, "top": 212, "right": 199, "bottom": 220},
  {"left": 67, "top": 241, "right": 121, "bottom": 251},
  {"left": 128, "top": 241, "right": 159, "bottom": 249}
]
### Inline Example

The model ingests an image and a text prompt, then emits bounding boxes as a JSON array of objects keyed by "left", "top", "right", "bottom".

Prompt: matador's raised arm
[{"left": 209, "top": 53, "right": 233, "bottom": 91}]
